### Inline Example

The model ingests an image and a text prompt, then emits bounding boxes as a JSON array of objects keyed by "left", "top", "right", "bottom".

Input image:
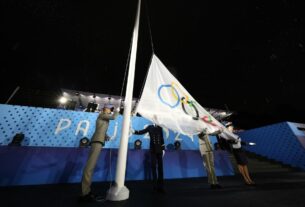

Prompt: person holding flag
[
  {"left": 218, "top": 122, "right": 256, "bottom": 186},
  {"left": 79, "top": 104, "right": 119, "bottom": 202},
  {"left": 133, "top": 120, "right": 166, "bottom": 193},
  {"left": 198, "top": 128, "right": 223, "bottom": 189}
]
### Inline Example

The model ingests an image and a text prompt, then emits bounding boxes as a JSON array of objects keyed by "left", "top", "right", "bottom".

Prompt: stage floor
[{"left": 1, "top": 171, "right": 305, "bottom": 207}]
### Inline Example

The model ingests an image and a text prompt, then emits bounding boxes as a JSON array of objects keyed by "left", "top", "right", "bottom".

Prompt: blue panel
[
  {"left": 0, "top": 104, "right": 234, "bottom": 186},
  {"left": 238, "top": 122, "right": 305, "bottom": 170},
  {"left": 0, "top": 146, "right": 234, "bottom": 186}
]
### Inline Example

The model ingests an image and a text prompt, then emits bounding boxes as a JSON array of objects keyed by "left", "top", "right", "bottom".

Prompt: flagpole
[{"left": 106, "top": 0, "right": 141, "bottom": 201}]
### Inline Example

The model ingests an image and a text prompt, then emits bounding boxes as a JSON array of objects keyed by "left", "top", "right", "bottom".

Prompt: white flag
[{"left": 136, "top": 54, "right": 238, "bottom": 140}]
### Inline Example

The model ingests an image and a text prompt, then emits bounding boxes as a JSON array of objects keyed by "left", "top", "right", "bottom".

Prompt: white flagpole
[{"left": 106, "top": 0, "right": 141, "bottom": 201}]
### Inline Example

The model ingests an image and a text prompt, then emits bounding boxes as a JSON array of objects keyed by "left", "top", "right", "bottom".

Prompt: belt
[{"left": 90, "top": 141, "right": 105, "bottom": 146}]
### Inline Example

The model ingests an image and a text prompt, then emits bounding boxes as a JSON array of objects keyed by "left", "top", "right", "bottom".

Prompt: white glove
[
  {"left": 162, "top": 150, "right": 165, "bottom": 157},
  {"left": 232, "top": 137, "right": 241, "bottom": 149}
]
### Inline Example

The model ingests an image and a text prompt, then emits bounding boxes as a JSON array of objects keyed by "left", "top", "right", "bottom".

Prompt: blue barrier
[
  {"left": 238, "top": 122, "right": 305, "bottom": 170},
  {"left": 0, "top": 104, "right": 234, "bottom": 186},
  {"left": 0, "top": 146, "right": 234, "bottom": 186}
]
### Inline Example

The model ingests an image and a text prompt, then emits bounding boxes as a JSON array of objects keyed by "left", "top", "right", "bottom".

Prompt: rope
[
  {"left": 138, "top": 54, "right": 152, "bottom": 101},
  {"left": 119, "top": 36, "right": 133, "bottom": 102},
  {"left": 144, "top": 0, "right": 155, "bottom": 53},
  {"left": 137, "top": 0, "right": 155, "bottom": 101}
]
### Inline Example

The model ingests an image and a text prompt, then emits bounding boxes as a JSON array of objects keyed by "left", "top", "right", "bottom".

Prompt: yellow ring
[{"left": 171, "top": 82, "right": 189, "bottom": 104}]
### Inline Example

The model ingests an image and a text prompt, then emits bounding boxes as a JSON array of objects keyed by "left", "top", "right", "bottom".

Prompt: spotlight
[
  {"left": 79, "top": 137, "right": 90, "bottom": 147},
  {"left": 219, "top": 112, "right": 226, "bottom": 116},
  {"left": 249, "top": 142, "right": 256, "bottom": 146},
  {"left": 134, "top": 139, "right": 142, "bottom": 150},
  {"left": 174, "top": 141, "right": 181, "bottom": 150},
  {"left": 9, "top": 133, "right": 24, "bottom": 146},
  {"left": 59, "top": 97, "right": 68, "bottom": 104}
]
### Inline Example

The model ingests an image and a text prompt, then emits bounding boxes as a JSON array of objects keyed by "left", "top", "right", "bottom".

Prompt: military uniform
[
  {"left": 198, "top": 132, "right": 219, "bottom": 186},
  {"left": 81, "top": 110, "right": 118, "bottom": 196},
  {"left": 135, "top": 124, "right": 165, "bottom": 191}
]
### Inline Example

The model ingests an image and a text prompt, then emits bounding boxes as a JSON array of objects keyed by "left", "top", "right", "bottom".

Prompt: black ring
[{"left": 181, "top": 97, "right": 199, "bottom": 120}]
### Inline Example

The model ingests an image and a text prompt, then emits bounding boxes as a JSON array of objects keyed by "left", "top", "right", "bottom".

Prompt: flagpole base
[{"left": 106, "top": 184, "right": 129, "bottom": 201}]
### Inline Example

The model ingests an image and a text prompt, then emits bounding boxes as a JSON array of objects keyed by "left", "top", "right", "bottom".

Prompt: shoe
[
  {"left": 249, "top": 182, "right": 256, "bottom": 186},
  {"left": 78, "top": 192, "right": 96, "bottom": 203},
  {"left": 95, "top": 195, "right": 106, "bottom": 202},
  {"left": 210, "top": 184, "right": 222, "bottom": 189},
  {"left": 245, "top": 182, "right": 256, "bottom": 186}
]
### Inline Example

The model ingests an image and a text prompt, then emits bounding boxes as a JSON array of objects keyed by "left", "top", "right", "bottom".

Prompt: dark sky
[{"left": 1, "top": 0, "right": 305, "bottom": 128}]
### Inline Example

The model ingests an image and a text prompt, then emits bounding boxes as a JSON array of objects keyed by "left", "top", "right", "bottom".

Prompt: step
[{"left": 227, "top": 153, "right": 296, "bottom": 173}]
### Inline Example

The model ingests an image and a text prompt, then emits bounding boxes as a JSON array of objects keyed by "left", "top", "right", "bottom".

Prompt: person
[
  {"left": 198, "top": 129, "right": 222, "bottom": 189},
  {"left": 133, "top": 123, "right": 166, "bottom": 193},
  {"left": 218, "top": 122, "right": 255, "bottom": 186},
  {"left": 79, "top": 105, "right": 119, "bottom": 202}
]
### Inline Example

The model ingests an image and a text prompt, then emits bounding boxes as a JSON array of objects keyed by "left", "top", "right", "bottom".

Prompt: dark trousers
[{"left": 150, "top": 152, "right": 164, "bottom": 189}]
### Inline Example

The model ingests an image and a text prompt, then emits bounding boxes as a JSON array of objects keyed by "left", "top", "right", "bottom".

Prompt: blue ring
[{"left": 158, "top": 84, "right": 180, "bottom": 108}]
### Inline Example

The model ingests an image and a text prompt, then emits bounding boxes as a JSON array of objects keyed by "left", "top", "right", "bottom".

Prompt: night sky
[{"left": 1, "top": 0, "right": 305, "bottom": 129}]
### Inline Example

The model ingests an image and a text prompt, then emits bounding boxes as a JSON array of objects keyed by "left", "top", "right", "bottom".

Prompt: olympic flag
[{"left": 136, "top": 54, "right": 238, "bottom": 140}]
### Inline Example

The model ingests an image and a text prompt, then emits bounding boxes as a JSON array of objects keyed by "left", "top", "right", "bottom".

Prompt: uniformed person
[
  {"left": 198, "top": 129, "right": 222, "bottom": 189},
  {"left": 79, "top": 105, "right": 119, "bottom": 202},
  {"left": 219, "top": 122, "right": 255, "bottom": 186},
  {"left": 134, "top": 124, "right": 165, "bottom": 193}
]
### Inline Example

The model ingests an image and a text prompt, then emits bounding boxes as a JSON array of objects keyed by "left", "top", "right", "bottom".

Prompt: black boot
[
  {"left": 210, "top": 184, "right": 222, "bottom": 189},
  {"left": 78, "top": 192, "right": 96, "bottom": 203}
]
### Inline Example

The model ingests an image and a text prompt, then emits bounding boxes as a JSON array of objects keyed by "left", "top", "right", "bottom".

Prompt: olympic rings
[
  {"left": 158, "top": 83, "right": 221, "bottom": 127},
  {"left": 181, "top": 98, "right": 199, "bottom": 120},
  {"left": 158, "top": 83, "right": 200, "bottom": 120},
  {"left": 158, "top": 84, "right": 180, "bottom": 108}
]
